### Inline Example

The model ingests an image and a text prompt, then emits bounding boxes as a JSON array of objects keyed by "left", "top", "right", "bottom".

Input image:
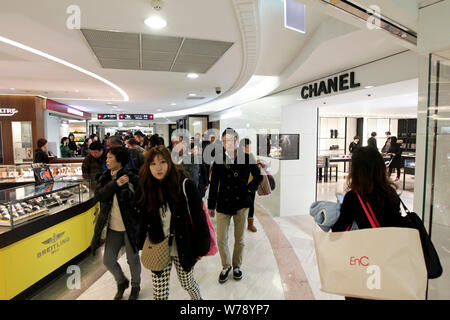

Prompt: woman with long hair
[
  {"left": 332, "top": 146, "right": 403, "bottom": 232},
  {"left": 137, "top": 146, "right": 210, "bottom": 300}
]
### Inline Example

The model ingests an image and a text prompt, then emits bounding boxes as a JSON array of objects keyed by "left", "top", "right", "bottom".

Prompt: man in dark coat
[
  {"left": 82, "top": 141, "right": 107, "bottom": 190},
  {"left": 367, "top": 132, "right": 378, "bottom": 150},
  {"left": 208, "top": 128, "right": 262, "bottom": 284}
]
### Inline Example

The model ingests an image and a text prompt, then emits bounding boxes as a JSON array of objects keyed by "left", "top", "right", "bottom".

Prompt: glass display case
[
  {"left": 0, "top": 163, "right": 85, "bottom": 183},
  {"left": 0, "top": 182, "right": 89, "bottom": 228}
]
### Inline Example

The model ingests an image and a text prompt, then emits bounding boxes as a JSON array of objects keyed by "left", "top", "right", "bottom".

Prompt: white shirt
[
  {"left": 108, "top": 170, "right": 126, "bottom": 232},
  {"left": 159, "top": 204, "right": 178, "bottom": 257}
]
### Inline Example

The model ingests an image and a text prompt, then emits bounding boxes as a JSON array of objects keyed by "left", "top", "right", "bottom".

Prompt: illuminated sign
[{"left": 119, "top": 114, "right": 154, "bottom": 120}]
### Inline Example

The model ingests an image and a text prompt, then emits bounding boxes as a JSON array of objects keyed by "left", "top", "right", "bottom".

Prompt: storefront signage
[
  {"left": 300, "top": 71, "right": 361, "bottom": 100},
  {"left": 0, "top": 108, "right": 19, "bottom": 116},
  {"left": 97, "top": 114, "right": 117, "bottom": 120},
  {"left": 119, "top": 114, "right": 154, "bottom": 120}
]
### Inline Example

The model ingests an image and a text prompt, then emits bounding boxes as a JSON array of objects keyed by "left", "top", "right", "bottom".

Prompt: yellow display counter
[{"left": 0, "top": 182, "right": 99, "bottom": 300}]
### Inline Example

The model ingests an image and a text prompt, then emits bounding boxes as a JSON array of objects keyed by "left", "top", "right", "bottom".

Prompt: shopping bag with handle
[{"left": 312, "top": 192, "right": 428, "bottom": 300}]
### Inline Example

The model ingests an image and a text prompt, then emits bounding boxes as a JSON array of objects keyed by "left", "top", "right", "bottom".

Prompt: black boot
[
  {"left": 114, "top": 279, "right": 129, "bottom": 300},
  {"left": 129, "top": 286, "right": 140, "bottom": 300}
]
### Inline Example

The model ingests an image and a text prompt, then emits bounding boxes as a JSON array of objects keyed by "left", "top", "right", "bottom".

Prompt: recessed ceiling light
[
  {"left": 144, "top": 16, "right": 167, "bottom": 29},
  {"left": 10, "top": 88, "right": 15, "bottom": 90},
  {"left": 170, "top": 103, "right": 177, "bottom": 106},
  {"left": 157, "top": 109, "right": 163, "bottom": 112},
  {"left": 188, "top": 93, "right": 197, "bottom": 97},
  {"left": 187, "top": 73, "right": 199, "bottom": 79},
  {"left": 364, "top": 86, "right": 375, "bottom": 89}
]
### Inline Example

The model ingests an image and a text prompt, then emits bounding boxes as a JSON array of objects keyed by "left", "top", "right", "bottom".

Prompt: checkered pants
[{"left": 151, "top": 256, "right": 202, "bottom": 300}]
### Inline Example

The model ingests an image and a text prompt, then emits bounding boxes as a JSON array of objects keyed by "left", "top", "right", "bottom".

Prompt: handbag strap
[
  {"left": 398, "top": 197, "right": 410, "bottom": 214},
  {"left": 182, "top": 178, "right": 194, "bottom": 228},
  {"left": 355, "top": 191, "right": 380, "bottom": 228}
]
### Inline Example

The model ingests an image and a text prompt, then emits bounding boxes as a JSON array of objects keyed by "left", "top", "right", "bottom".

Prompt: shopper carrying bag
[
  {"left": 313, "top": 147, "right": 429, "bottom": 300},
  {"left": 137, "top": 146, "right": 210, "bottom": 300},
  {"left": 182, "top": 178, "right": 218, "bottom": 257}
]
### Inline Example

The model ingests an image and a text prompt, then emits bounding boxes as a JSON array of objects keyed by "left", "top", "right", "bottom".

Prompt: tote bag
[
  {"left": 183, "top": 179, "right": 218, "bottom": 257},
  {"left": 313, "top": 193, "right": 427, "bottom": 300}
]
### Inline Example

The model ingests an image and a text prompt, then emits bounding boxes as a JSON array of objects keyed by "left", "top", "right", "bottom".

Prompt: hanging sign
[
  {"left": 119, "top": 114, "right": 154, "bottom": 120},
  {"left": 97, "top": 114, "right": 117, "bottom": 120}
]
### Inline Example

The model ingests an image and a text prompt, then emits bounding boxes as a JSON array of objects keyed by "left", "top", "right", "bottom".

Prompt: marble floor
[{"left": 27, "top": 173, "right": 415, "bottom": 300}]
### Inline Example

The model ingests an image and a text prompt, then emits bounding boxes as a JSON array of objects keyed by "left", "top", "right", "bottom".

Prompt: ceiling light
[
  {"left": 0, "top": 35, "right": 128, "bottom": 101},
  {"left": 170, "top": 103, "right": 177, "bottom": 106},
  {"left": 188, "top": 93, "right": 197, "bottom": 97},
  {"left": 364, "top": 86, "right": 374, "bottom": 89},
  {"left": 10, "top": 88, "right": 15, "bottom": 90},
  {"left": 187, "top": 73, "right": 199, "bottom": 79},
  {"left": 144, "top": 16, "right": 167, "bottom": 29},
  {"left": 157, "top": 109, "right": 163, "bottom": 112}
]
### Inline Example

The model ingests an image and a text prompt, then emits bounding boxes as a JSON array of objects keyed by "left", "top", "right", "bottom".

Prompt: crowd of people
[
  {"left": 33, "top": 128, "right": 264, "bottom": 300},
  {"left": 348, "top": 131, "right": 403, "bottom": 181}
]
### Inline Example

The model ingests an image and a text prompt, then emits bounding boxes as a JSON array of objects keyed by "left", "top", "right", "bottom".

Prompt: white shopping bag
[{"left": 312, "top": 226, "right": 427, "bottom": 300}]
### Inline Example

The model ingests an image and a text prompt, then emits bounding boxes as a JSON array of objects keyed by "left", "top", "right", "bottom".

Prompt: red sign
[{"left": 45, "top": 99, "right": 91, "bottom": 119}]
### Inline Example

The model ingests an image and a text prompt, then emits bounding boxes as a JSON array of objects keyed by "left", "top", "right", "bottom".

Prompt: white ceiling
[
  {"left": 0, "top": 0, "right": 422, "bottom": 119},
  {"left": 318, "top": 78, "right": 418, "bottom": 117}
]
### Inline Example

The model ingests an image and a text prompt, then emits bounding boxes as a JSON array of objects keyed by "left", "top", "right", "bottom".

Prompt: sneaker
[
  {"left": 218, "top": 266, "right": 232, "bottom": 283},
  {"left": 233, "top": 267, "right": 243, "bottom": 281}
]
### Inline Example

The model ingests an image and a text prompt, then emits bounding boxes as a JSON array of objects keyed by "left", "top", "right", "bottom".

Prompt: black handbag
[{"left": 399, "top": 199, "right": 443, "bottom": 279}]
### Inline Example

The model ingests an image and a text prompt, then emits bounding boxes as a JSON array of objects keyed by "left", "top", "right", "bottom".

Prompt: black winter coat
[
  {"left": 208, "top": 148, "right": 262, "bottom": 215},
  {"left": 34, "top": 149, "right": 49, "bottom": 164},
  {"left": 388, "top": 143, "right": 403, "bottom": 168},
  {"left": 137, "top": 178, "right": 211, "bottom": 272},
  {"left": 91, "top": 168, "right": 141, "bottom": 255}
]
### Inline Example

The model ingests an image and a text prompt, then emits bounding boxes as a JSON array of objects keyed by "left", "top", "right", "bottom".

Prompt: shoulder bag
[{"left": 140, "top": 208, "right": 175, "bottom": 271}]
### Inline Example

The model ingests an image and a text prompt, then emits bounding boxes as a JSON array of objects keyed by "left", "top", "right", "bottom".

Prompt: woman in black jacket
[
  {"left": 388, "top": 136, "right": 402, "bottom": 181},
  {"left": 34, "top": 138, "right": 50, "bottom": 164},
  {"left": 138, "top": 145, "right": 210, "bottom": 300},
  {"left": 68, "top": 133, "right": 78, "bottom": 156},
  {"left": 332, "top": 146, "right": 403, "bottom": 300},
  {"left": 333, "top": 147, "right": 403, "bottom": 233},
  {"left": 91, "top": 146, "right": 142, "bottom": 300}
]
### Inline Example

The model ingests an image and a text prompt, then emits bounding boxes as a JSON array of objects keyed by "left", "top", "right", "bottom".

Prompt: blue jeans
[{"left": 103, "top": 229, "right": 141, "bottom": 287}]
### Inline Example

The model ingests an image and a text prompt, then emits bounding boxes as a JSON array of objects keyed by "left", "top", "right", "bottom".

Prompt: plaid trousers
[{"left": 151, "top": 256, "right": 202, "bottom": 300}]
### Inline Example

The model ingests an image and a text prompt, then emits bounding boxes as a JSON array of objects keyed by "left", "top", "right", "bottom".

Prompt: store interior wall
[{"left": 280, "top": 105, "right": 318, "bottom": 216}]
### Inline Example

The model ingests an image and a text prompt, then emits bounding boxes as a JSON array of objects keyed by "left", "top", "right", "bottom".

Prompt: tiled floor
[{"left": 28, "top": 174, "right": 415, "bottom": 300}]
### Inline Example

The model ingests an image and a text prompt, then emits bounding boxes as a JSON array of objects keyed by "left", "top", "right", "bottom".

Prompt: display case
[
  {"left": 0, "top": 182, "right": 89, "bottom": 228},
  {"left": 319, "top": 117, "right": 346, "bottom": 156},
  {"left": 0, "top": 162, "right": 85, "bottom": 184}
]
